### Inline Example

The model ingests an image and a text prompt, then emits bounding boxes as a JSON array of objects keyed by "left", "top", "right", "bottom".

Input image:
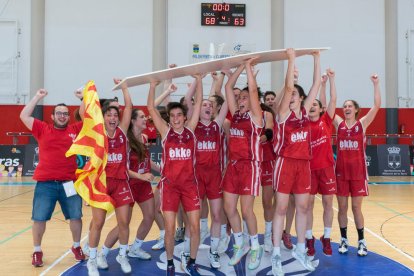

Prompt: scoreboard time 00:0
[{"left": 201, "top": 3, "right": 246, "bottom": 26}]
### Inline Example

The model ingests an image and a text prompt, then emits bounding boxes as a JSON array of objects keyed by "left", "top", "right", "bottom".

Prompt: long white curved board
[{"left": 112, "top": 47, "right": 329, "bottom": 90}]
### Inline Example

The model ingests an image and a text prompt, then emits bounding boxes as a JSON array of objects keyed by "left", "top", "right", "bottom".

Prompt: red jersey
[
  {"left": 106, "top": 127, "right": 129, "bottom": 180},
  {"left": 228, "top": 111, "right": 263, "bottom": 161},
  {"left": 161, "top": 127, "right": 197, "bottom": 184},
  {"left": 129, "top": 135, "right": 151, "bottom": 184},
  {"left": 310, "top": 113, "right": 334, "bottom": 170},
  {"left": 31, "top": 119, "right": 82, "bottom": 181},
  {"left": 261, "top": 113, "right": 276, "bottom": 162},
  {"left": 274, "top": 107, "right": 311, "bottom": 160},
  {"left": 144, "top": 122, "right": 157, "bottom": 140},
  {"left": 335, "top": 120, "right": 367, "bottom": 180},
  {"left": 195, "top": 120, "right": 221, "bottom": 167}
]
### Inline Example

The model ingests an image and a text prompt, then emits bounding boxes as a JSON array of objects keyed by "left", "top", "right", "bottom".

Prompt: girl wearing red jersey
[
  {"left": 271, "top": 49, "right": 320, "bottom": 275},
  {"left": 305, "top": 69, "right": 337, "bottom": 257},
  {"left": 147, "top": 75, "right": 202, "bottom": 276},
  {"left": 334, "top": 74, "right": 381, "bottom": 257}
]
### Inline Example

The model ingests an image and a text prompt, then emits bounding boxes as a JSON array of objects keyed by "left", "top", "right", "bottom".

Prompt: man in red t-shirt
[{"left": 20, "top": 89, "right": 85, "bottom": 267}]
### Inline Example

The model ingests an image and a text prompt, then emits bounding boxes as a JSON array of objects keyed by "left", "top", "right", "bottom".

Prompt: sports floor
[{"left": 1, "top": 176, "right": 413, "bottom": 275}]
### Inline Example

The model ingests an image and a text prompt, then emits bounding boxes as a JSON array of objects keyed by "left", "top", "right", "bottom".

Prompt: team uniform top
[
  {"left": 335, "top": 120, "right": 367, "bottom": 180},
  {"left": 161, "top": 127, "right": 197, "bottom": 184},
  {"left": 106, "top": 127, "right": 129, "bottom": 180},
  {"left": 309, "top": 112, "right": 335, "bottom": 170},
  {"left": 31, "top": 119, "right": 82, "bottom": 181},
  {"left": 274, "top": 107, "right": 311, "bottom": 160},
  {"left": 195, "top": 120, "right": 222, "bottom": 167},
  {"left": 129, "top": 135, "right": 151, "bottom": 184},
  {"left": 261, "top": 113, "right": 276, "bottom": 162},
  {"left": 228, "top": 110, "right": 263, "bottom": 162}
]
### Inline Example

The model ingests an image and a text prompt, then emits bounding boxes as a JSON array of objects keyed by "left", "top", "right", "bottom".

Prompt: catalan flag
[{"left": 66, "top": 81, "right": 115, "bottom": 212}]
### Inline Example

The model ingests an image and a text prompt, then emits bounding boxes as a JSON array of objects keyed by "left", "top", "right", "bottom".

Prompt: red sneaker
[
  {"left": 32, "top": 251, "right": 44, "bottom": 267},
  {"left": 282, "top": 231, "right": 293, "bottom": 250},
  {"left": 320, "top": 236, "right": 332, "bottom": 256},
  {"left": 71, "top": 246, "right": 86, "bottom": 261},
  {"left": 306, "top": 236, "right": 315, "bottom": 256}
]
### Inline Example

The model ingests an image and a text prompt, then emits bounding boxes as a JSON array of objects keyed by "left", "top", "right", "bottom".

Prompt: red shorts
[
  {"left": 336, "top": 178, "right": 369, "bottom": 197},
  {"left": 129, "top": 179, "right": 154, "bottom": 204},
  {"left": 106, "top": 178, "right": 134, "bottom": 208},
  {"left": 261, "top": 160, "right": 275, "bottom": 187},
  {"left": 274, "top": 157, "right": 311, "bottom": 194},
  {"left": 195, "top": 165, "right": 223, "bottom": 200},
  {"left": 159, "top": 177, "right": 201, "bottom": 212},
  {"left": 310, "top": 166, "right": 337, "bottom": 195},
  {"left": 222, "top": 160, "right": 261, "bottom": 196}
]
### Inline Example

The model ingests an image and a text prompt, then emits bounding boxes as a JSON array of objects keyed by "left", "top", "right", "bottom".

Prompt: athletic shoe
[
  {"left": 32, "top": 251, "right": 43, "bottom": 267},
  {"left": 180, "top": 251, "right": 190, "bottom": 271},
  {"left": 116, "top": 254, "right": 132, "bottom": 274},
  {"left": 357, "top": 239, "right": 368, "bottom": 256},
  {"left": 128, "top": 246, "right": 151, "bottom": 260},
  {"left": 209, "top": 250, "right": 221, "bottom": 269},
  {"left": 83, "top": 241, "right": 90, "bottom": 256},
  {"left": 243, "top": 233, "right": 250, "bottom": 248},
  {"left": 152, "top": 236, "right": 165, "bottom": 250},
  {"left": 166, "top": 264, "right": 175, "bottom": 276},
  {"left": 217, "top": 234, "right": 230, "bottom": 254},
  {"left": 292, "top": 246, "right": 315, "bottom": 271},
  {"left": 248, "top": 246, "right": 263, "bottom": 270},
  {"left": 338, "top": 238, "right": 349, "bottom": 254},
  {"left": 97, "top": 252, "right": 108, "bottom": 270},
  {"left": 87, "top": 258, "right": 99, "bottom": 276},
  {"left": 282, "top": 231, "right": 293, "bottom": 250},
  {"left": 71, "top": 246, "right": 86, "bottom": 261},
  {"left": 185, "top": 263, "right": 201, "bottom": 276},
  {"left": 174, "top": 227, "right": 185, "bottom": 242},
  {"left": 271, "top": 254, "right": 284, "bottom": 276},
  {"left": 200, "top": 228, "right": 210, "bottom": 244},
  {"left": 228, "top": 242, "right": 249, "bottom": 266},
  {"left": 320, "top": 236, "right": 332, "bottom": 256},
  {"left": 306, "top": 236, "right": 315, "bottom": 256},
  {"left": 264, "top": 233, "right": 273, "bottom": 253}
]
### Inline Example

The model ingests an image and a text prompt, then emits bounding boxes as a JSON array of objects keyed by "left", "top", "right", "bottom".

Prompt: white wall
[
  {"left": 44, "top": 0, "right": 152, "bottom": 105},
  {"left": 284, "top": 0, "right": 386, "bottom": 107}
]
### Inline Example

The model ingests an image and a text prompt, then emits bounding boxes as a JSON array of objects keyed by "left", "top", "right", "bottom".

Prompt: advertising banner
[
  {"left": 0, "top": 145, "right": 25, "bottom": 177},
  {"left": 377, "top": 145, "right": 410, "bottom": 176}
]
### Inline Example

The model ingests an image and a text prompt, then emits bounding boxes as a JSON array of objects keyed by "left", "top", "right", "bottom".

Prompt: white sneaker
[
  {"left": 87, "top": 258, "right": 99, "bottom": 276},
  {"left": 96, "top": 253, "right": 108, "bottom": 270},
  {"left": 271, "top": 254, "right": 284, "bottom": 276},
  {"left": 152, "top": 236, "right": 165, "bottom": 250},
  {"left": 209, "top": 250, "right": 221, "bottom": 269},
  {"left": 200, "top": 228, "right": 210, "bottom": 243},
  {"left": 217, "top": 234, "right": 230, "bottom": 254},
  {"left": 291, "top": 246, "right": 315, "bottom": 271},
  {"left": 180, "top": 251, "right": 190, "bottom": 271},
  {"left": 338, "top": 238, "right": 349, "bottom": 254},
  {"left": 264, "top": 233, "right": 273, "bottom": 253},
  {"left": 248, "top": 246, "right": 263, "bottom": 270},
  {"left": 116, "top": 254, "right": 132, "bottom": 274},
  {"left": 229, "top": 242, "right": 250, "bottom": 266},
  {"left": 128, "top": 246, "right": 151, "bottom": 260},
  {"left": 83, "top": 242, "right": 90, "bottom": 256},
  {"left": 357, "top": 239, "right": 368, "bottom": 256}
]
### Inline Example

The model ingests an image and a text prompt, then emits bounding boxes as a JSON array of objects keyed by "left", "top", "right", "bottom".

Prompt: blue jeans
[{"left": 32, "top": 181, "right": 82, "bottom": 221}]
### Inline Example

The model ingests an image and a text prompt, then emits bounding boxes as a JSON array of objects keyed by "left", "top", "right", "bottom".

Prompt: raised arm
[
  {"left": 319, "top": 73, "right": 328, "bottom": 109},
  {"left": 160, "top": 63, "right": 177, "bottom": 106},
  {"left": 147, "top": 81, "right": 169, "bottom": 139},
  {"left": 215, "top": 95, "right": 229, "bottom": 127},
  {"left": 186, "top": 75, "right": 203, "bottom": 131},
  {"left": 260, "top": 111, "right": 274, "bottom": 143},
  {"left": 325, "top": 69, "right": 337, "bottom": 119},
  {"left": 360, "top": 74, "right": 381, "bottom": 131},
  {"left": 154, "top": 83, "right": 177, "bottom": 107},
  {"left": 225, "top": 64, "right": 245, "bottom": 116},
  {"left": 115, "top": 78, "right": 133, "bottom": 133},
  {"left": 245, "top": 57, "right": 263, "bottom": 126},
  {"left": 303, "top": 51, "right": 321, "bottom": 112},
  {"left": 184, "top": 79, "right": 197, "bottom": 119},
  {"left": 74, "top": 87, "right": 86, "bottom": 120},
  {"left": 20, "top": 89, "right": 48, "bottom": 130},
  {"left": 278, "top": 48, "right": 296, "bottom": 121}
]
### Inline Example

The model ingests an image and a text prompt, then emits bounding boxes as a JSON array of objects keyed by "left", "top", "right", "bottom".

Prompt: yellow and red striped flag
[{"left": 66, "top": 81, "right": 115, "bottom": 212}]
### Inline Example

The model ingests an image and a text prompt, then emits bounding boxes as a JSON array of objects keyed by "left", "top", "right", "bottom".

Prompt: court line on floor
[
  {"left": 39, "top": 211, "right": 116, "bottom": 276},
  {"left": 316, "top": 195, "right": 414, "bottom": 263},
  {"left": 0, "top": 182, "right": 36, "bottom": 186}
]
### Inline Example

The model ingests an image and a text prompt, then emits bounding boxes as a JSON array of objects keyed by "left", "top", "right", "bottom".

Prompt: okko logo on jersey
[
  {"left": 387, "top": 146, "right": 401, "bottom": 169},
  {"left": 339, "top": 139, "right": 359, "bottom": 150},
  {"left": 108, "top": 153, "right": 123, "bottom": 162},
  {"left": 169, "top": 147, "right": 191, "bottom": 159},
  {"left": 197, "top": 141, "right": 216, "bottom": 150},
  {"left": 230, "top": 128, "right": 244, "bottom": 137},
  {"left": 291, "top": 131, "right": 308, "bottom": 142}
]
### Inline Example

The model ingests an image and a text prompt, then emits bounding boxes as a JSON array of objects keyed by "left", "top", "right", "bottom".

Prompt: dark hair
[
  {"left": 167, "top": 102, "right": 187, "bottom": 117},
  {"left": 294, "top": 84, "right": 307, "bottom": 106},
  {"left": 99, "top": 97, "right": 118, "bottom": 108},
  {"left": 314, "top": 99, "right": 324, "bottom": 116},
  {"left": 128, "top": 109, "right": 147, "bottom": 163},
  {"left": 260, "top": 103, "right": 275, "bottom": 117},
  {"left": 102, "top": 105, "right": 119, "bottom": 116},
  {"left": 264, "top": 91, "right": 276, "bottom": 100},
  {"left": 53, "top": 103, "right": 68, "bottom": 114},
  {"left": 210, "top": 95, "right": 224, "bottom": 108},
  {"left": 343, "top": 99, "right": 360, "bottom": 118},
  {"left": 242, "top": 85, "right": 262, "bottom": 99}
]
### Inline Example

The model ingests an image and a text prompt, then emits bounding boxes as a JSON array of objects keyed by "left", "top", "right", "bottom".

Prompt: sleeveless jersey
[
  {"left": 195, "top": 120, "right": 221, "bottom": 167},
  {"left": 273, "top": 107, "right": 311, "bottom": 160},
  {"left": 106, "top": 127, "right": 129, "bottom": 179},
  {"left": 129, "top": 135, "right": 151, "bottom": 176},
  {"left": 335, "top": 120, "right": 367, "bottom": 180},
  {"left": 228, "top": 111, "right": 263, "bottom": 161},
  {"left": 161, "top": 127, "right": 197, "bottom": 184},
  {"left": 310, "top": 113, "right": 334, "bottom": 170}
]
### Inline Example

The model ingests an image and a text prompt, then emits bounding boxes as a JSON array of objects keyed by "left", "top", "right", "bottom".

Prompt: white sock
[
  {"left": 324, "top": 227, "right": 332, "bottom": 238},
  {"left": 305, "top": 229, "right": 313, "bottom": 239},
  {"left": 159, "top": 229, "right": 165, "bottom": 238},
  {"left": 89, "top": 247, "right": 97, "bottom": 259},
  {"left": 102, "top": 245, "right": 110, "bottom": 256},
  {"left": 265, "top": 221, "right": 272, "bottom": 235},
  {"left": 73, "top": 242, "right": 80, "bottom": 248},
  {"left": 210, "top": 237, "right": 220, "bottom": 252},
  {"left": 133, "top": 238, "right": 143, "bottom": 249},
  {"left": 184, "top": 235, "right": 190, "bottom": 253},
  {"left": 297, "top": 242, "right": 306, "bottom": 253},
  {"left": 220, "top": 224, "right": 227, "bottom": 237},
  {"left": 119, "top": 244, "right": 128, "bottom": 256},
  {"left": 272, "top": 246, "right": 281, "bottom": 257},
  {"left": 233, "top": 232, "right": 243, "bottom": 247},
  {"left": 250, "top": 234, "right": 260, "bottom": 249},
  {"left": 34, "top": 245, "right": 42, "bottom": 252},
  {"left": 200, "top": 218, "right": 208, "bottom": 231},
  {"left": 243, "top": 220, "right": 248, "bottom": 235}
]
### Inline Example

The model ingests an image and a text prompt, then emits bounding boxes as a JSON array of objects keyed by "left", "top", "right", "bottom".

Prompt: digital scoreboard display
[{"left": 201, "top": 3, "right": 246, "bottom": 27}]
